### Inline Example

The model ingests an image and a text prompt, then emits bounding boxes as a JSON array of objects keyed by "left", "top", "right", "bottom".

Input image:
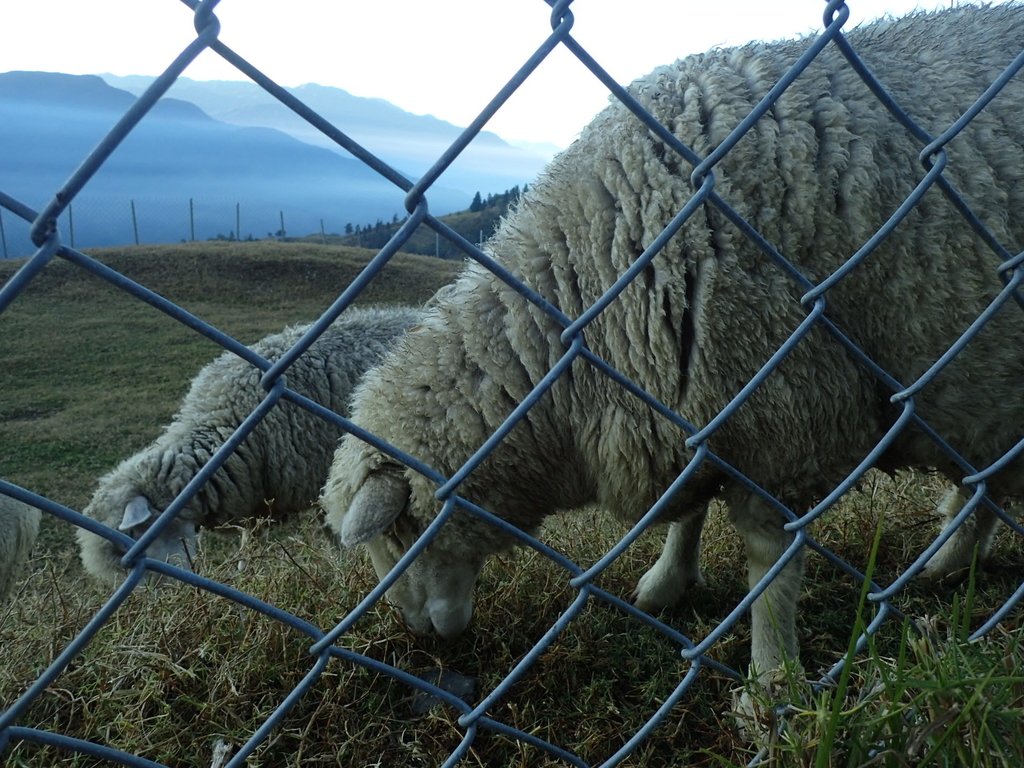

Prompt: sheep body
[
  {"left": 322, "top": 6, "right": 1024, "bottom": 687},
  {"left": 78, "top": 305, "right": 422, "bottom": 582},
  {"left": 0, "top": 495, "right": 41, "bottom": 601}
]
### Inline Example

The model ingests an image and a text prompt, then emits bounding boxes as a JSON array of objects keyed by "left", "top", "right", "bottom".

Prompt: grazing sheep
[
  {"left": 321, "top": 2, "right": 1024, "bottom": 715},
  {"left": 0, "top": 495, "right": 41, "bottom": 602},
  {"left": 78, "top": 305, "right": 422, "bottom": 582}
]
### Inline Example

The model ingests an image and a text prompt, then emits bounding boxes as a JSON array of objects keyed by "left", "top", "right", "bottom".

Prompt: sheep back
[
  {"left": 78, "top": 305, "right": 422, "bottom": 581},
  {"left": 326, "top": 5, "right": 1024, "bottom": 548}
]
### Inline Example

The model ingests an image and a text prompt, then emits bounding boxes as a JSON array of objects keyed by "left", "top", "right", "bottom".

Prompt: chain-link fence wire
[{"left": 2, "top": 0, "right": 1024, "bottom": 764}]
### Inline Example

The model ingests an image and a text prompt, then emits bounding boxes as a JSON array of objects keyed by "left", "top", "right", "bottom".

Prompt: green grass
[{"left": 1, "top": 243, "right": 1023, "bottom": 767}]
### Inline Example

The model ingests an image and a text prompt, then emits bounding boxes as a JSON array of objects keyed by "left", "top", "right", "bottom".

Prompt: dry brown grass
[{"left": 3, "top": 476, "right": 1022, "bottom": 767}]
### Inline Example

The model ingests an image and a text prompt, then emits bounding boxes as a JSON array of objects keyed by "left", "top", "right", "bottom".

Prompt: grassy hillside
[
  {"left": 294, "top": 188, "right": 521, "bottom": 259},
  {"left": 1, "top": 242, "right": 1022, "bottom": 767}
]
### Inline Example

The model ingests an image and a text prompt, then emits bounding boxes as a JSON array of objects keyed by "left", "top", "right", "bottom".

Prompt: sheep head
[
  {"left": 329, "top": 465, "right": 485, "bottom": 640},
  {"left": 79, "top": 491, "right": 197, "bottom": 581},
  {"left": 117, "top": 495, "right": 199, "bottom": 572}
]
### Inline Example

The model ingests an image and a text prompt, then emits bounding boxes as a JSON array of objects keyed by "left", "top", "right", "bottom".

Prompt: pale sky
[{"left": 0, "top": 0, "right": 1001, "bottom": 149}]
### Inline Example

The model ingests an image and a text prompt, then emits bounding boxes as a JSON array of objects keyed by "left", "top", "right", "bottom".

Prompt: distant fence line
[
  {"left": 0, "top": 196, "right": 494, "bottom": 259},
  {"left": 0, "top": 196, "right": 402, "bottom": 258}
]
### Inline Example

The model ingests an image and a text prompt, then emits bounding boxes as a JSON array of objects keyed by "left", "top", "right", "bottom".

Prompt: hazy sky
[{"left": 0, "top": 1, "right": 1002, "bottom": 148}]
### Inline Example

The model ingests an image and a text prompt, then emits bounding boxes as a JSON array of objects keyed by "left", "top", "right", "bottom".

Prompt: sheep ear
[
  {"left": 119, "top": 496, "right": 155, "bottom": 532},
  {"left": 340, "top": 472, "right": 410, "bottom": 547}
]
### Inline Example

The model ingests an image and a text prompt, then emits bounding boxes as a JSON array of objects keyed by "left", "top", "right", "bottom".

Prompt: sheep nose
[{"left": 427, "top": 598, "right": 473, "bottom": 639}]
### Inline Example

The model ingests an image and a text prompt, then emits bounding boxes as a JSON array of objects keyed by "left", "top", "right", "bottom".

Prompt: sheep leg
[
  {"left": 726, "top": 487, "right": 804, "bottom": 740},
  {"left": 631, "top": 506, "right": 708, "bottom": 612},
  {"left": 921, "top": 487, "right": 1000, "bottom": 582}
]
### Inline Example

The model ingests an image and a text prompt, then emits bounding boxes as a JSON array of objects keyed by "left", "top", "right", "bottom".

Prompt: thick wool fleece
[
  {"left": 325, "top": 5, "right": 1024, "bottom": 569},
  {"left": 78, "top": 305, "right": 422, "bottom": 582},
  {"left": 0, "top": 496, "right": 41, "bottom": 601}
]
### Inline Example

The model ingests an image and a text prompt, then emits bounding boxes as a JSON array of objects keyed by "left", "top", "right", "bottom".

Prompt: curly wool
[
  {"left": 78, "top": 305, "right": 422, "bottom": 582},
  {"left": 0, "top": 495, "right": 41, "bottom": 601},
  {"left": 328, "top": 6, "right": 1024, "bottom": 548},
  {"left": 323, "top": 5, "right": 1024, "bottom": 664}
]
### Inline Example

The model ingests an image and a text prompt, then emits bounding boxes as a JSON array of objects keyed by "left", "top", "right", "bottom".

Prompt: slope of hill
[{"left": 303, "top": 187, "right": 525, "bottom": 259}]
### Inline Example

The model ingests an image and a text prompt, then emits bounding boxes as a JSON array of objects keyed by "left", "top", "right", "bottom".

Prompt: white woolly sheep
[
  {"left": 0, "top": 495, "right": 41, "bottom": 601},
  {"left": 78, "top": 305, "right": 422, "bottom": 582},
  {"left": 321, "top": 3, "right": 1024, "bottom": 716}
]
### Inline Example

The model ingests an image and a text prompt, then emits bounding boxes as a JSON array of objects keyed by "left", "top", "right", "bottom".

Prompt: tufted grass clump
[{"left": 716, "top": 505, "right": 1024, "bottom": 768}]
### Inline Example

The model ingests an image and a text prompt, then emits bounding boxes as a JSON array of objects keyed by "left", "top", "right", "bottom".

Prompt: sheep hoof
[
  {"left": 731, "top": 686, "right": 776, "bottom": 745},
  {"left": 730, "top": 668, "right": 802, "bottom": 745},
  {"left": 919, "top": 560, "right": 972, "bottom": 589},
  {"left": 919, "top": 542, "right": 980, "bottom": 587},
  {"left": 630, "top": 568, "right": 705, "bottom": 613}
]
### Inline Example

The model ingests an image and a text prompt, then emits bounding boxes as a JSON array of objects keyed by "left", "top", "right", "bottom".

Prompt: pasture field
[{"left": 1, "top": 243, "right": 1022, "bottom": 767}]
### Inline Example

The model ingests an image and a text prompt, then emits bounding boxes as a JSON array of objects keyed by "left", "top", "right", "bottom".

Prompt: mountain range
[
  {"left": 103, "top": 75, "right": 560, "bottom": 190},
  {"left": 0, "top": 71, "right": 553, "bottom": 258}
]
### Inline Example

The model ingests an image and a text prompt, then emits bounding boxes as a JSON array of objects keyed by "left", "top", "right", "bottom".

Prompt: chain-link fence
[{"left": 2, "top": 0, "right": 1024, "bottom": 765}]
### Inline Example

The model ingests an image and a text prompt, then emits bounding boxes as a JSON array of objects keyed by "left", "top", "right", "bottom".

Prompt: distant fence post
[
  {"left": 279, "top": 210, "right": 286, "bottom": 239},
  {"left": 189, "top": 198, "right": 196, "bottom": 242},
  {"left": 68, "top": 203, "right": 75, "bottom": 249},
  {"left": 236, "top": 202, "right": 241, "bottom": 242},
  {"left": 131, "top": 200, "right": 140, "bottom": 245},
  {"left": 0, "top": 207, "right": 7, "bottom": 259},
  {"left": 320, "top": 218, "right": 326, "bottom": 245}
]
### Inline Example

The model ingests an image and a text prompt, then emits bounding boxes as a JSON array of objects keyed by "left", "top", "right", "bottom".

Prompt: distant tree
[
  {"left": 469, "top": 191, "right": 484, "bottom": 212},
  {"left": 345, "top": 222, "right": 353, "bottom": 235}
]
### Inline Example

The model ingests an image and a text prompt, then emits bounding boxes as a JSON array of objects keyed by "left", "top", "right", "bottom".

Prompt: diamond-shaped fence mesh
[{"left": 2, "top": 1, "right": 1023, "bottom": 766}]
